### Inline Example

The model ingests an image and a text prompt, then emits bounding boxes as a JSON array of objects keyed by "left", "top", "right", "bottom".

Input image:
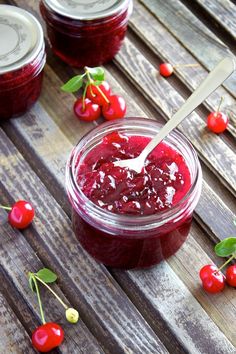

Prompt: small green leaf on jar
[
  {"left": 36, "top": 268, "right": 58, "bottom": 283},
  {"left": 61, "top": 75, "right": 84, "bottom": 92},
  {"left": 215, "top": 237, "right": 236, "bottom": 257}
]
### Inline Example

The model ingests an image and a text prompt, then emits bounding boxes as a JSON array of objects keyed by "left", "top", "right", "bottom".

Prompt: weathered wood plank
[
  {"left": 0, "top": 291, "right": 36, "bottom": 354},
  {"left": 129, "top": 0, "right": 236, "bottom": 135},
  {"left": 1, "top": 106, "right": 236, "bottom": 352},
  {"left": 0, "top": 209, "right": 106, "bottom": 354},
  {"left": 139, "top": 0, "right": 236, "bottom": 97},
  {"left": 195, "top": 181, "right": 236, "bottom": 241},
  {"left": 2, "top": 1, "right": 236, "bottom": 352},
  {"left": 114, "top": 38, "right": 236, "bottom": 195},
  {"left": 113, "top": 259, "right": 236, "bottom": 353},
  {"left": 0, "top": 129, "right": 169, "bottom": 354},
  {"left": 114, "top": 220, "right": 236, "bottom": 347},
  {"left": 193, "top": 0, "right": 236, "bottom": 40}
]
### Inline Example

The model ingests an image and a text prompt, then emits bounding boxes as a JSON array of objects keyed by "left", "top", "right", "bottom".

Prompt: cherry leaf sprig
[
  {"left": 61, "top": 66, "right": 105, "bottom": 93},
  {"left": 29, "top": 268, "right": 57, "bottom": 292},
  {"left": 215, "top": 237, "right": 236, "bottom": 259},
  {"left": 199, "top": 235, "right": 236, "bottom": 293},
  {"left": 28, "top": 268, "right": 79, "bottom": 324},
  {"left": 61, "top": 66, "right": 126, "bottom": 121}
]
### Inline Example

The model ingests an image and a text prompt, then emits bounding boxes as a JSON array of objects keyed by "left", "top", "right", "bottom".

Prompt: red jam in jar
[
  {"left": 66, "top": 118, "right": 202, "bottom": 269},
  {"left": 0, "top": 5, "right": 45, "bottom": 119},
  {"left": 40, "top": 0, "right": 133, "bottom": 67}
]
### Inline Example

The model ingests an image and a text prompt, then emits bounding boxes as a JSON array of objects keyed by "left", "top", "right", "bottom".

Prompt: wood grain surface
[
  {"left": 192, "top": 0, "right": 236, "bottom": 40},
  {"left": 1, "top": 1, "right": 236, "bottom": 353}
]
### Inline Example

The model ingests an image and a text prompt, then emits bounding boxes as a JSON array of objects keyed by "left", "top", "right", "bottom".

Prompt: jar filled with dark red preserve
[
  {"left": 66, "top": 118, "right": 202, "bottom": 269},
  {"left": 0, "top": 5, "right": 46, "bottom": 119},
  {"left": 40, "top": 0, "right": 133, "bottom": 67}
]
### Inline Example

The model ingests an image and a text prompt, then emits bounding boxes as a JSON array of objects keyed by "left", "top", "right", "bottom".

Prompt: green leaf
[
  {"left": 215, "top": 237, "right": 236, "bottom": 257},
  {"left": 61, "top": 75, "right": 84, "bottom": 92},
  {"left": 87, "top": 67, "right": 104, "bottom": 81},
  {"left": 92, "top": 80, "right": 103, "bottom": 86},
  {"left": 28, "top": 274, "right": 36, "bottom": 292},
  {"left": 36, "top": 268, "right": 57, "bottom": 283}
]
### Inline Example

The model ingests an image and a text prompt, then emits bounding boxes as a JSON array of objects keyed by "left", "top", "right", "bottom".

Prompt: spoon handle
[{"left": 140, "top": 57, "right": 236, "bottom": 158}]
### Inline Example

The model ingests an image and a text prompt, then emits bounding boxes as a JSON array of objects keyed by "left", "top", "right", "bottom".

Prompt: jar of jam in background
[
  {"left": 40, "top": 0, "right": 133, "bottom": 68},
  {"left": 0, "top": 5, "right": 46, "bottom": 120},
  {"left": 66, "top": 118, "right": 202, "bottom": 269}
]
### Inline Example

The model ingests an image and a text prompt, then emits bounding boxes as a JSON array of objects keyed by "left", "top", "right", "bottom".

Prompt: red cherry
[
  {"left": 199, "top": 264, "right": 225, "bottom": 293},
  {"left": 159, "top": 63, "right": 173, "bottom": 77},
  {"left": 102, "top": 95, "right": 126, "bottom": 120},
  {"left": 207, "top": 111, "right": 229, "bottom": 133},
  {"left": 226, "top": 264, "right": 236, "bottom": 287},
  {"left": 86, "top": 81, "right": 111, "bottom": 106},
  {"left": 32, "top": 322, "right": 64, "bottom": 352},
  {"left": 8, "top": 200, "right": 35, "bottom": 229},
  {"left": 73, "top": 98, "right": 101, "bottom": 121}
]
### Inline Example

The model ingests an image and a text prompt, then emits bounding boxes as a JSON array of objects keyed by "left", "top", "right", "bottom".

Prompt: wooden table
[{"left": 1, "top": 1, "right": 236, "bottom": 353}]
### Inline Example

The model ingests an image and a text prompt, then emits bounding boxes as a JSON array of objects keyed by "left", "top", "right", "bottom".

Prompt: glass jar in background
[
  {"left": 40, "top": 0, "right": 133, "bottom": 68},
  {"left": 66, "top": 118, "right": 202, "bottom": 269},
  {"left": 0, "top": 5, "right": 46, "bottom": 119}
]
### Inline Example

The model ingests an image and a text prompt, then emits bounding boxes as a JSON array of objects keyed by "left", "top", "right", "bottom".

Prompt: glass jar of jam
[
  {"left": 40, "top": 0, "right": 133, "bottom": 67},
  {"left": 66, "top": 118, "right": 202, "bottom": 269},
  {"left": 0, "top": 5, "right": 46, "bottom": 119}
]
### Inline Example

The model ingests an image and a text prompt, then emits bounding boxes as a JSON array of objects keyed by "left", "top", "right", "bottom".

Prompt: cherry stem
[
  {"left": 34, "top": 274, "right": 68, "bottom": 310},
  {"left": 32, "top": 276, "right": 46, "bottom": 324},
  {"left": 0, "top": 205, "right": 11, "bottom": 211},
  {"left": 173, "top": 64, "right": 199, "bottom": 68},
  {"left": 82, "top": 82, "right": 89, "bottom": 112},
  {"left": 216, "top": 96, "right": 224, "bottom": 114},
  {"left": 217, "top": 254, "right": 235, "bottom": 272},
  {"left": 84, "top": 68, "right": 110, "bottom": 104}
]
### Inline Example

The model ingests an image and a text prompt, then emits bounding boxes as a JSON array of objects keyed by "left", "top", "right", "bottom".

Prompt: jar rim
[
  {"left": 0, "top": 5, "right": 44, "bottom": 74},
  {"left": 66, "top": 117, "right": 202, "bottom": 232},
  {"left": 42, "top": 0, "right": 132, "bottom": 21}
]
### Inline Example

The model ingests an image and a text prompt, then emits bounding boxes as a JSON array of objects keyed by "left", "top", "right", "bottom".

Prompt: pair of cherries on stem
[
  {"left": 61, "top": 66, "right": 126, "bottom": 122},
  {"left": 0, "top": 200, "right": 34, "bottom": 229},
  {"left": 199, "top": 237, "right": 236, "bottom": 293},
  {"left": 29, "top": 268, "right": 79, "bottom": 352}
]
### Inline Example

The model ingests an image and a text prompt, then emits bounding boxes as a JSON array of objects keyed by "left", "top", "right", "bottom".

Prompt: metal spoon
[{"left": 114, "top": 57, "right": 235, "bottom": 173}]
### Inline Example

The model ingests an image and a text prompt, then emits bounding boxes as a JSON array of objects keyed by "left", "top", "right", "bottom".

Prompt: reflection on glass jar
[
  {"left": 66, "top": 118, "right": 202, "bottom": 269},
  {"left": 40, "top": 0, "right": 133, "bottom": 68},
  {"left": 0, "top": 5, "right": 46, "bottom": 119}
]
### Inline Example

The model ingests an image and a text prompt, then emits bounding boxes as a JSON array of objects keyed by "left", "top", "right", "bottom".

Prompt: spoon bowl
[{"left": 114, "top": 57, "right": 235, "bottom": 173}]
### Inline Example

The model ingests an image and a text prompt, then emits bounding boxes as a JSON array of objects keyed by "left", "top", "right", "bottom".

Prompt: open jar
[
  {"left": 40, "top": 0, "right": 133, "bottom": 67},
  {"left": 0, "top": 5, "right": 45, "bottom": 119},
  {"left": 66, "top": 118, "right": 202, "bottom": 269}
]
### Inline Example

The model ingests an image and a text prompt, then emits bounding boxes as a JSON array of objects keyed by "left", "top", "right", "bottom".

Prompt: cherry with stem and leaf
[
  {"left": 61, "top": 66, "right": 126, "bottom": 121},
  {"left": 199, "top": 236, "right": 236, "bottom": 293},
  {"left": 159, "top": 62, "right": 199, "bottom": 77},
  {"left": 29, "top": 268, "right": 79, "bottom": 352}
]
